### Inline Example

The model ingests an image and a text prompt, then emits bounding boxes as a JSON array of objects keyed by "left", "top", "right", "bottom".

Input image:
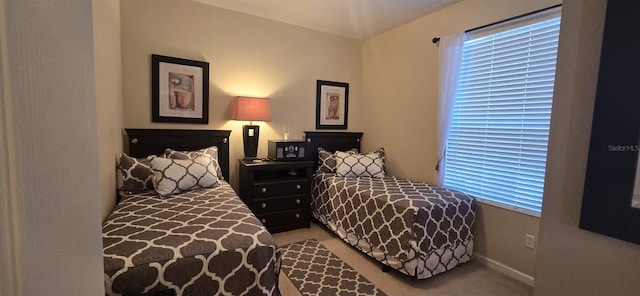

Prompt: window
[{"left": 443, "top": 7, "right": 561, "bottom": 215}]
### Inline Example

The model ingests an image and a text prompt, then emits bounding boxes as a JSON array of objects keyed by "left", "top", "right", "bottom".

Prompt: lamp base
[
  {"left": 242, "top": 124, "right": 260, "bottom": 159},
  {"left": 243, "top": 157, "right": 265, "bottom": 163}
]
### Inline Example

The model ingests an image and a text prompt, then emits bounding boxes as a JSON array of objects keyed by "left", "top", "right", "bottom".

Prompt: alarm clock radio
[{"left": 268, "top": 140, "right": 306, "bottom": 161}]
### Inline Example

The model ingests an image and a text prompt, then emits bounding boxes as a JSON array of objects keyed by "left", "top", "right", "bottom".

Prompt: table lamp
[{"left": 231, "top": 96, "right": 271, "bottom": 160}]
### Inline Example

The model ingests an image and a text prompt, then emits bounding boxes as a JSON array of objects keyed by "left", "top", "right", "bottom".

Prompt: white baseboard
[{"left": 473, "top": 253, "right": 535, "bottom": 287}]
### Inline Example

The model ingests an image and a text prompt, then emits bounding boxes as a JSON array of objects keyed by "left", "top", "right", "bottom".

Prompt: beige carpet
[{"left": 272, "top": 223, "right": 533, "bottom": 296}]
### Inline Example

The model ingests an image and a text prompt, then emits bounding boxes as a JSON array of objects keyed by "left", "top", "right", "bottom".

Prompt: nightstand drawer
[
  {"left": 252, "top": 180, "right": 309, "bottom": 197},
  {"left": 256, "top": 209, "right": 308, "bottom": 230},
  {"left": 252, "top": 195, "right": 308, "bottom": 214}
]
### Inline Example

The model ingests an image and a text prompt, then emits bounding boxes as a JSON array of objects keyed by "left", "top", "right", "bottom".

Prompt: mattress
[
  {"left": 103, "top": 181, "right": 281, "bottom": 296},
  {"left": 312, "top": 173, "right": 476, "bottom": 279}
]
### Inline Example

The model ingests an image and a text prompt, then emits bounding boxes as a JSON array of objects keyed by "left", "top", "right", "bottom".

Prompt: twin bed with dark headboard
[
  {"left": 304, "top": 131, "right": 477, "bottom": 280},
  {"left": 124, "top": 129, "right": 232, "bottom": 180},
  {"left": 103, "top": 129, "right": 280, "bottom": 296}
]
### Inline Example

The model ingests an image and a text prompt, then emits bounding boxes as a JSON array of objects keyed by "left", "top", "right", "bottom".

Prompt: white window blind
[{"left": 444, "top": 7, "right": 561, "bottom": 214}]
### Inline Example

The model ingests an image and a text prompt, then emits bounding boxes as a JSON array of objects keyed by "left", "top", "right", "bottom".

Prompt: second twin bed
[{"left": 305, "top": 131, "right": 476, "bottom": 279}]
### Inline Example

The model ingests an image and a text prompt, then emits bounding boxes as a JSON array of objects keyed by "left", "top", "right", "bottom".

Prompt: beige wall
[
  {"left": 361, "top": 0, "right": 561, "bottom": 281},
  {"left": 94, "top": 0, "right": 123, "bottom": 220},
  {"left": 535, "top": 0, "right": 640, "bottom": 294},
  {"left": 1, "top": 0, "right": 104, "bottom": 294},
  {"left": 121, "top": 0, "right": 362, "bottom": 188},
  {"left": 0, "top": 1, "right": 21, "bottom": 293},
  {"left": 474, "top": 203, "right": 539, "bottom": 278}
]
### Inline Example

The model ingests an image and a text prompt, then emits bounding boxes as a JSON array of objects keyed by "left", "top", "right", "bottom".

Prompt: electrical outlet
[{"left": 525, "top": 234, "right": 536, "bottom": 249}]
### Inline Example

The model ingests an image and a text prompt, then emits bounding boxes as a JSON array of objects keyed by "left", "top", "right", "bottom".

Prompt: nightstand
[{"left": 237, "top": 159, "right": 314, "bottom": 233}]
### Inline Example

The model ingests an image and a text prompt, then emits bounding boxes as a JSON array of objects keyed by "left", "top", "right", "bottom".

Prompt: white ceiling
[{"left": 193, "top": 0, "right": 460, "bottom": 40}]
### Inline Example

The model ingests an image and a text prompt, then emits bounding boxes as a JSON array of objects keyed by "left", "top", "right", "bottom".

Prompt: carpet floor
[{"left": 272, "top": 223, "right": 533, "bottom": 296}]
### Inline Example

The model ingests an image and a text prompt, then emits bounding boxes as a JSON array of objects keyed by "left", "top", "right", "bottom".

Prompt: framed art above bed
[
  {"left": 151, "top": 54, "right": 210, "bottom": 124},
  {"left": 316, "top": 80, "right": 349, "bottom": 130}
]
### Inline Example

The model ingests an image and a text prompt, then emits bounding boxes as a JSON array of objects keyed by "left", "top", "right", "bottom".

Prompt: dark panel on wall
[{"left": 580, "top": 0, "right": 640, "bottom": 244}]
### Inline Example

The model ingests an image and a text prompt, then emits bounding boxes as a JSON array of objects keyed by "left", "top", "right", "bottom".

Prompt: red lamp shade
[{"left": 231, "top": 97, "right": 271, "bottom": 122}]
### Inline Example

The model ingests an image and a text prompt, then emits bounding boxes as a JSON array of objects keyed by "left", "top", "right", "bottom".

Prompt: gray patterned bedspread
[
  {"left": 312, "top": 173, "right": 476, "bottom": 279},
  {"left": 103, "top": 181, "right": 281, "bottom": 296}
]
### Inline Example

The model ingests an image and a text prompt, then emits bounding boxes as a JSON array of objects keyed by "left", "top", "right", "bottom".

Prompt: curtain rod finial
[{"left": 432, "top": 37, "right": 440, "bottom": 44}]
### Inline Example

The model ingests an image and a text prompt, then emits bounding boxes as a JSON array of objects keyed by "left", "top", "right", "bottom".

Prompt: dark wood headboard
[
  {"left": 304, "top": 131, "right": 363, "bottom": 170},
  {"left": 124, "top": 129, "right": 232, "bottom": 181}
]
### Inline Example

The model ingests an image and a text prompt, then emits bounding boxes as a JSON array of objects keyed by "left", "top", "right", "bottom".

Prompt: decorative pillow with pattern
[
  {"left": 335, "top": 148, "right": 386, "bottom": 178},
  {"left": 148, "top": 154, "right": 220, "bottom": 198},
  {"left": 164, "top": 146, "right": 224, "bottom": 180},
  {"left": 116, "top": 153, "right": 154, "bottom": 192},
  {"left": 370, "top": 147, "right": 387, "bottom": 174},
  {"left": 317, "top": 147, "right": 358, "bottom": 173}
]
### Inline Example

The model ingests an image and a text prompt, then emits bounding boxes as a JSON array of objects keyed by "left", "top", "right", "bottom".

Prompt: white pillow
[
  {"left": 164, "top": 146, "right": 224, "bottom": 180},
  {"left": 316, "top": 147, "right": 359, "bottom": 173},
  {"left": 335, "top": 150, "right": 386, "bottom": 178},
  {"left": 148, "top": 154, "right": 220, "bottom": 198}
]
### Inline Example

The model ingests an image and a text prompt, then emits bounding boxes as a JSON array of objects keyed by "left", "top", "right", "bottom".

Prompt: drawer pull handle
[
  {"left": 261, "top": 203, "right": 267, "bottom": 209},
  {"left": 261, "top": 218, "right": 266, "bottom": 224},
  {"left": 295, "top": 213, "right": 300, "bottom": 219},
  {"left": 296, "top": 185, "right": 301, "bottom": 190},
  {"left": 295, "top": 199, "right": 301, "bottom": 205},
  {"left": 261, "top": 188, "right": 267, "bottom": 193}
]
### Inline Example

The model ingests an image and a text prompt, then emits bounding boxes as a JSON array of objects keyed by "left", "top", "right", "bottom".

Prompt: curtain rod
[{"left": 432, "top": 3, "right": 561, "bottom": 44}]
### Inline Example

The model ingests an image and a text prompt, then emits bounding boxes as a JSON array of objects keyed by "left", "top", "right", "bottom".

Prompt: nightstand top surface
[{"left": 238, "top": 159, "right": 314, "bottom": 167}]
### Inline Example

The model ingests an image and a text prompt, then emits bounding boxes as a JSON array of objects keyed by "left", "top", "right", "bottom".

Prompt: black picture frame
[
  {"left": 151, "top": 54, "right": 209, "bottom": 124},
  {"left": 580, "top": 0, "right": 640, "bottom": 244},
  {"left": 316, "top": 80, "right": 349, "bottom": 130}
]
